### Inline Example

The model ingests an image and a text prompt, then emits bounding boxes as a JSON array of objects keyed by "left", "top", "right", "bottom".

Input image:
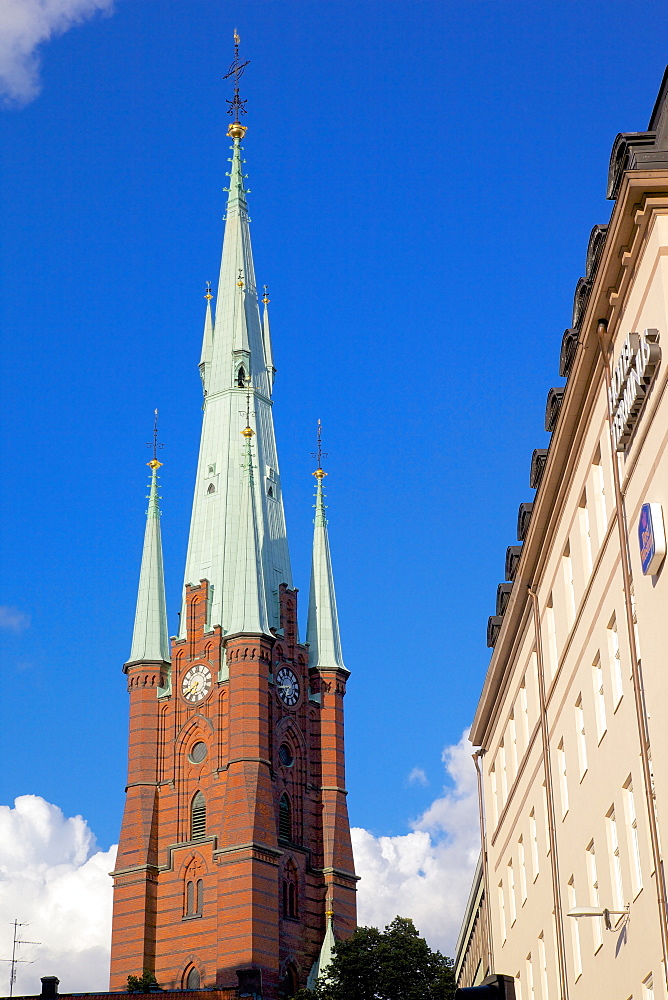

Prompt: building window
[
  {"left": 591, "top": 447, "right": 608, "bottom": 544},
  {"left": 586, "top": 840, "right": 603, "bottom": 951},
  {"left": 568, "top": 877, "right": 582, "bottom": 980},
  {"left": 519, "top": 676, "right": 530, "bottom": 750},
  {"left": 279, "top": 793, "right": 292, "bottom": 841},
  {"left": 186, "top": 967, "right": 200, "bottom": 990},
  {"left": 544, "top": 598, "right": 558, "bottom": 681},
  {"left": 578, "top": 491, "right": 593, "bottom": 578},
  {"left": 186, "top": 880, "right": 195, "bottom": 915},
  {"left": 508, "top": 859, "right": 517, "bottom": 925},
  {"left": 191, "top": 791, "right": 206, "bottom": 840},
  {"left": 282, "top": 863, "right": 298, "bottom": 919},
  {"left": 562, "top": 542, "right": 576, "bottom": 627},
  {"left": 490, "top": 765, "right": 499, "bottom": 829},
  {"left": 537, "top": 932, "right": 549, "bottom": 1000},
  {"left": 529, "top": 809, "right": 539, "bottom": 882},
  {"left": 508, "top": 713, "right": 518, "bottom": 781},
  {"left": 557, "top": 738, "right": 569, "bottom": 818},
  {"left": 525, "top": 953, "right": 534, "bottom": 999},
  {"left": 606, "top": 806, "right": 625, "bottom": 910},
  {"left": 575, "top": 695, "right": 587, "bottom": 779},
  {"left": 207, "top": 483, "right": 215, "bottom": 495},
  {"left": 518, "top": 836, "right": 528, "bottom": 905},
  {"left": 592, "top": 653, "right": 607, "bottom": 742},
  {"left": 236, "top": 365, "right": 246, "bottom": 388},
  {"left": 623, "top": 777, "right": 643, "bottom": 897},
  {"left": 607, "top": 614, "right": 623, "bottom": 708},
  {"left": 498, "top": 881, "right": 507, "bottom": 943}
]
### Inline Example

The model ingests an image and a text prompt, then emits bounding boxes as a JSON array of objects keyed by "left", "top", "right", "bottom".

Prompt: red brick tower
[{"left": 110, "top": 48, "right": 356, "bottom": 999}]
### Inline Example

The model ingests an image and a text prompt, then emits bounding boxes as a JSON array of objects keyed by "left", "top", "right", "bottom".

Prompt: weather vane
[
  {"left": 147, "top": 408, "right": 165, "bottom": 465},
  {"left": 223, "top": 29, "right": 250, "bottom": 122},
  {"left": 311, "top": 419, "right": 328, "bottom": 474}
]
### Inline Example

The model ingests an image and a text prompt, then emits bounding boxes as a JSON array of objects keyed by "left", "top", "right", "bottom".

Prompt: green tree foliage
[
  {"left": 126, "top": 970, "right": 162, "bottom": 992},
  {"left": 312, "top": 916, "right": 456, "bottom": 1000}
]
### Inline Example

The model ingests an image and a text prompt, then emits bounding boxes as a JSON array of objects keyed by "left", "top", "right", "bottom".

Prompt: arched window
[
  {"left": 186, "top": 880, "right": 195, "bottom": 915},
  {"left": 186, "top": 967, "right": 200, "bottom": 990},
  {"left": 267, "top": 485, "right": 273, "bottom": 497},
  {"left": 196, "top": 878, "right": 203, "bottom": 915},
  {"left": 236, "top": 365, "right": 246, "bottom": 388},
  {"left": 191, "top": 791, "right": 206, "bottom": 840},
  {"left": 207, "top": 483, "right": 215, "bottom": 495},
  {"left": 282, "top": 862, "right": 298, "bottom": 919},
  {"left": 278, "top": 793, "right": 291, "bottom": 841}
]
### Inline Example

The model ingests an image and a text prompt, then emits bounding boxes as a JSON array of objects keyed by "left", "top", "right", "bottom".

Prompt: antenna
[
  {"left": 0, "top": 921, "right": 40, "bottom": 997},
  {"left": 311, "top": 419, "right": 328, "bottom": 472},
  {"left": 146, "top": 409, "right": 165, "bottom": 464},
  {"left": 223, "top": 29, "right": 250, "bottom": 122}
]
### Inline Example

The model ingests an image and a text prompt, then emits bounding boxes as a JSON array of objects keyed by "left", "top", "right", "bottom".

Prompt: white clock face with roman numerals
[
  {"left": 276, "top": 666, "right": 300, "bottom": 707},
  {"left": 181, "top": 663, "right": 212, "bottom": 703}
]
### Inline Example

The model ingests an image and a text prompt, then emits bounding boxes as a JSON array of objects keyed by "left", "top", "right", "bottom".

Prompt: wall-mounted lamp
[{"left": 567, "top": 904, "right": 629, "bottom": 931}]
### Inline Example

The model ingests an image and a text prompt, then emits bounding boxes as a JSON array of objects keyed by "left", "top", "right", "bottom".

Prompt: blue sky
[{"left": 2, "top": 0, "right": 668, "bottom": 860}]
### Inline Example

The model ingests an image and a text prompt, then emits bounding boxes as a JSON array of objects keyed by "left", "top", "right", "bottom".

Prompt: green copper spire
[
  {"left": 227, "top": 408, "right": 271, "bottom": 636},
  {"left": 128, "top": 448, "right": 170, "bottom": 665},
  {"left": 306, "top": 427, "right": 346, "bottom": 672},
  {"left": 306, "top": 901, "right": 337, "bottom": 989},
  {"left": 179, "top": 67, "right": 293, "bottom": 638}
]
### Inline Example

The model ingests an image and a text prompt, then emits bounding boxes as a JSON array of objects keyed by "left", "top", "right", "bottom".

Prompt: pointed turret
[
  {"left": 307, "top": 433, "right": 346, "bottom": 672},
  {"left": 261, "top": 285, "right": 275, "bottom": 392},
  {"left": 307, "top": 903, "right": 337, "bottom": 989},
  {"left": 228, "top": 416, "right": 270, "bottom": 635},
  {"left": 199, "top": 283, "right": 214, "bottom": 396},
  {"left": 128, "top": 455, "right": 170, "bottom": 665}
]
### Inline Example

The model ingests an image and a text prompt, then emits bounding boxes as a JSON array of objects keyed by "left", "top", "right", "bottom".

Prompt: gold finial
[
  {"left": 237, "top": 268, "right": 245, "bottom": 289},
  {"left": 204, "top": 281, "right": 213, "bottom": 301},
  {"left": 241, "top": 374, "right": 255, "bottom": 437},
  {"left": 262, "top": 284, "right": 270, "bottom": 305},
  {"left": 325, "top": 895, "right": 334, "bottom": 920},
  {"left": 223, "top": 29, "right": 250, "bottom": 138},
  {"left": 311, "top": 419, "right": 328, "bottom": 478},
  {"left": 148, "top": 459, "right": 163, "bottom": 470}
]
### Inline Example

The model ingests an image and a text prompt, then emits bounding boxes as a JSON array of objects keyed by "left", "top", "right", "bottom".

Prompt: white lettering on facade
[{"left": 609, "top": 329, "right": 661, "bottom": 451}]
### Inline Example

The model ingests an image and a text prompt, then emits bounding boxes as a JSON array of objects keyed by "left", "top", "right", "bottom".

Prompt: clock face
[
  {"left": 181, "top": 663, "right": 212, "bottom": 703},
  {"left": 276, "top": 666, "right": 300, "bottom": 707}
]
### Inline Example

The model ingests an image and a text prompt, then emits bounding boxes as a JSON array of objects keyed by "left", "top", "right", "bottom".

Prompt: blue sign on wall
[{"left": 638, "top": 503, "right": 666, "bottom": 576}]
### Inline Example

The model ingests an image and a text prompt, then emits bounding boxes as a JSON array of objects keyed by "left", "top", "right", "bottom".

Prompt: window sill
[{"left": 182, "top": 913, "right": 202, "bottom": 921}]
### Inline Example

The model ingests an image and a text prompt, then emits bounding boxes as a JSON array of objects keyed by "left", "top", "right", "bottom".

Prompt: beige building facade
[{"left": 458, "top": 70, "right": 668, "bottom": 999}]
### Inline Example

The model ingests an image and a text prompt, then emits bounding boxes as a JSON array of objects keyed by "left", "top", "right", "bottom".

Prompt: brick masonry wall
[{"left": 110, "top": 581, "right": 357, "bottom": 998}]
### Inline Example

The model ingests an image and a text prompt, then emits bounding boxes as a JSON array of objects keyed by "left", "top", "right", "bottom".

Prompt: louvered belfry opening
[
  {"left": 191, "top": 791, "right": 206, "bottom": 840},
  {"left": 278, "top": 793, "right": 291, "bottom": 841}
]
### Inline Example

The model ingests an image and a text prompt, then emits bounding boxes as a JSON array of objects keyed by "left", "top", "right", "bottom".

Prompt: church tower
[{"left": 110, "top": 38, "right": 356, "bottom": 999}]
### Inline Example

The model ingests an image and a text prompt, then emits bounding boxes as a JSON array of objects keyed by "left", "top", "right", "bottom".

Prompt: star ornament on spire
[
  {"left": 147, "top": 408, "right": 164, "bottom": 470},
  {"left": 224, "top": 29, "right": 250, "bottom": 138}
]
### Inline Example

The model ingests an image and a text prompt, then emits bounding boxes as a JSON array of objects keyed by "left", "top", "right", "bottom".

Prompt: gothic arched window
[
  {"left": 186, "top": 967, "right": 200, "bottom": 990},
  {"left": 278, "top": 793, "right": 291, "bottom": 842},
  {"left": 186, "top": 880, "right": 195, "bottom": 915},
  {"left": 196, "top": 878, "right": 203, "bottom": 915},
  {"left": 191, "top": 791, "right": 206, "bottom": 840},
  {"left": 207, "top": 483, "right": 215, "bottom": 495},
  {"left": 236, "top": 365, "right": 246, "bottom": 388}
]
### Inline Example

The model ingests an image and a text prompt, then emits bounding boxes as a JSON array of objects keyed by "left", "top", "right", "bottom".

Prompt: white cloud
[
  {"left": 406, "top": 766, "right": 428, "bottom": 788},
  {"left": 0, "top": 605, "right": 30, "bottom": 631},
  {"left": 352, "top": 730, "right": 479, "bottom": 957},
  {"left": 0, "top": 795, "right": 116, "bottom": 995},
  {"left": 0, "top": 0, "right": 114, "bottom": 106}
]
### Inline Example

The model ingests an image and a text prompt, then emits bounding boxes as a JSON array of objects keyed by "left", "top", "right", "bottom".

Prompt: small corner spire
[
  {"left": 307, "top": 422, "right": 346, "bottom": 672},
  {"left": 224, "top": 29, "right": 250, "bottom": 139},
  {"left": 128, "top": 411, "right": 170, "bottom": 667}
]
